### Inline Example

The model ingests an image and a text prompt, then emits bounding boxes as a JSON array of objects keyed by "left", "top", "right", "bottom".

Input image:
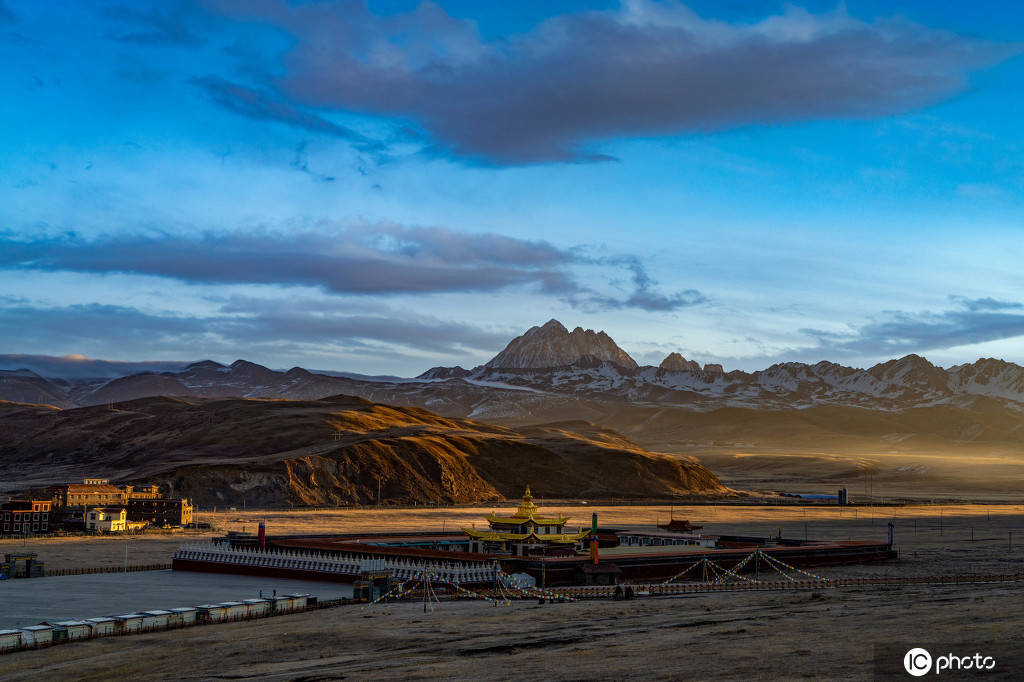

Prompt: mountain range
[
  {"left": 4, "top": 319, "right": 1024, "bottom": 418},
  {"left": 6, "top": 319, "right": 1024, "bottom": 500}
]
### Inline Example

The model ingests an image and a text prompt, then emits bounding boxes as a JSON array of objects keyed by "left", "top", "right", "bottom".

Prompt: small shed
[
  {"left": 20, "top": 624, "right": 53, "bottom": 647},
  {"left": 141, "top": 610, "right": 172, "bottom": 630},
  {"left": 284, "top": 593, "right": 310, "bottom": 610},
  {"left": 270, "top": 595, "right": 296, "bottom": 613},
  {"left": 196, "top": 604, "right": 228, "bottom": 622},
  {"left": 242, "top": 598, "right": 271, "bottom": 617},
  {"left": 49, "top": 620, "right": 91, "bottom": 641},
  {"left": 218, "top": 602, "right": 247, "bottom": 620},
  {"left": 113, "top": 614, "right": 145, "bottom": 634},
  {"left": 167, "top": 607, "right": 196, "bottom": 627},
  {"left": 85, "top": 617, "right": 116, "bottom": 637},
  {"left": 0, "top": 630, "right": 22, "bottom": 653}
]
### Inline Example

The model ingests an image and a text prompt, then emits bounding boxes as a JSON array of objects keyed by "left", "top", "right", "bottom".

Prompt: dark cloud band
[
  {"left": 208, "top": 1, "right": 1018, "bottom": 164},
  {"left": 0, "top": 227, "right": 703, "bottom": 312},
  {"left": 0, "top": 300, "right": 511, "bottom": 360},
  {"left": 800, "top": 296, "right": 1024, "bottom": 357}
]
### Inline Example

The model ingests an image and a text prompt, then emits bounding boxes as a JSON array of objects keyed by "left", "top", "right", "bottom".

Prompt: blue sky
[{"left": 2, "top": 0, "right": 1024, "bottom": 375}]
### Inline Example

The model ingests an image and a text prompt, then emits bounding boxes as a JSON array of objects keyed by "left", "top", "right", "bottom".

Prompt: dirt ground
[
  {"left": 1, "top": 506, "right": 1023, "bottom": 679},
  {"left": 0, "top": 532, "right": 215, "bottom": 571},
  {"left": 1, "top": 572, "right": 1021, "bottom": 680}
]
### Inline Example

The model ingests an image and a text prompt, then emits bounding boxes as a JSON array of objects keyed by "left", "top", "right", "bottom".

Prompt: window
[
  {"left": 3, "top": 524, "right": 8, "bottom": 532},
  {"left": 13, "top": 524, "right": 19, "bottom": 531},
  {"left": 13, "top": 513, "right": 19, "bottom": 521}
]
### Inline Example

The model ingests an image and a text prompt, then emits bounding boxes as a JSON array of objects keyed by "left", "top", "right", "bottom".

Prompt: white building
[{"left": 85, "top": 507, "right": 127, "bottom": 532}]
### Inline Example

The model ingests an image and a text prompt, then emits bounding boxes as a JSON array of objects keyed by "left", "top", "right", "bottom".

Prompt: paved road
[{"left": 0, "top": 570, "right": 352, "bottom": 629}]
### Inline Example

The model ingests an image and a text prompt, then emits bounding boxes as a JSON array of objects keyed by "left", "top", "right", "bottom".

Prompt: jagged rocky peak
[
  {"left": 185, "top": 360, "right": 226, "bottom": 371},
  {"left": 659, "top": 352, "right": 701, "bottom": 372},
  {"left": 703, "top": 363, "right": 725, "bottom": 374},
  {"left": 417, "top": 366, "right": 472, "bottom": 380},
  {"left": 484, "top": 319, "right": 639, "bottom": 369},
  {"left": 868, "top": 354, "right": 945, "bottom": 385}
]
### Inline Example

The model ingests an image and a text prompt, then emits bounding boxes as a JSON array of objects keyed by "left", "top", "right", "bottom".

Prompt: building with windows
[
  {"left": 37, "top": 479, "right": 161, "bottom": 508},
  {"left": 85, "top": 507, "right": 127, "bottom": 532},
  {"left": 124, "top": 497, "right": 193, "bottom": 527},
  {"left": 48, "top": 482, "right": 126, "bottom": 508},
  {"left": 1, "top": 500, "right": 51, "bottom": 535}
]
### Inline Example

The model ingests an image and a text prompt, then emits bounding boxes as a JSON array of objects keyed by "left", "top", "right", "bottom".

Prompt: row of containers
[{"left": 0, "top": 593, "right": 315, "bottom": 655}]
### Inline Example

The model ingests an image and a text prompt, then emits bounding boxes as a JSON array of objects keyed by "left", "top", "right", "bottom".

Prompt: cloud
[
  {"left": 0, "top": 227, "right": 705, "bottom": 312},
  {"left": 615, "top": 256, "right": 708, "bottom": 311},
  {"left": 191, "top": 76, "right": 384, "bottom": 154},
  {"left": 290, "top": 141, "right": 335, "bottom": 182},
  {"left": 800, "top": 296, "right": 1024, "bottom": 357},
  {"left": 570, "top": 255, "right": 707, "bottom": 312},
  {"left": 208, "top": 0, "right": 1019, "bottom": 164},
  {"left": 0, "top": 298, "right": 510, "bottom": 361},
  {"left": 213, "top": 296, "right": 512, "bottom": 353},
  {"left": 103, "top": 2, "right": 205, "bottom": 46},
  {"left": 0, "top": 226, "right": 576, "bottom": 296}
]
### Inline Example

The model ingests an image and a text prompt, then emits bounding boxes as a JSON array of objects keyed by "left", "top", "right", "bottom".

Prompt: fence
[
  {"left": 555, "top": 572, "right": 1024, "bottom": 599},
  {"left": 173, "top": 542, "right": 497, "bottom": 585},
  {"left": 43, "top": 563, "right": 171, "bottom": 577}
]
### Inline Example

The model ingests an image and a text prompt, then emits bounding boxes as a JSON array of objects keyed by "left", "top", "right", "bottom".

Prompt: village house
[{"left": 84, "top": 507, "right": 127, "bottom": 533}]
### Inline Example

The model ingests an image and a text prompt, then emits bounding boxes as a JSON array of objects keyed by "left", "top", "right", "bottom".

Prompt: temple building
[{"left": 463, "top": 486, "right": 590, "bottom": 556}]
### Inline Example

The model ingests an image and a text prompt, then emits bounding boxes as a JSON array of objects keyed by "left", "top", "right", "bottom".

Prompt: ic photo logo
[
  {"left": 905, "top": 648, "right": 933, "bottom": 676},
  {"left": 903, "top": 647, "right": 997, "bottom": 676}
]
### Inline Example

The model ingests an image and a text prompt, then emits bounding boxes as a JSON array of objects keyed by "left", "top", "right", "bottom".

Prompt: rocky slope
[
  {"left": 0, "top": 396, "right": 728, "bottom": 506},
  {"left": 484, "top": 319, "right": 639, "bottom": 369}
]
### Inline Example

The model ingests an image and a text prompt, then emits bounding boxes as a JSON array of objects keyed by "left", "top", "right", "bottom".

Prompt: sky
[{"left": 2, "top": 0, "right": 1024, "bottom": 375}]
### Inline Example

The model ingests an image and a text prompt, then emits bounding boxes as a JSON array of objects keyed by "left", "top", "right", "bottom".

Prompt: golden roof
[
  {"left": 463, "top": 527, "right": 591, "bottom": 544},
  {"left": 485, "top": 513, "right": 569, "bottom": 525}
]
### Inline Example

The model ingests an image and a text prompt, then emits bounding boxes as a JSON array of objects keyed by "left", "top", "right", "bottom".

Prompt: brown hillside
[{"left": 0, "top": 395, "right": 728, "bottom": 506}]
